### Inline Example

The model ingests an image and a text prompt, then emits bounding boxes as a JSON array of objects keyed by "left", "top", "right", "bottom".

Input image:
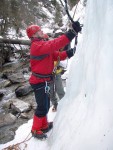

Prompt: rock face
[
  {"left": 10, "top": 99, "right": 31, "bottom": 113},
  {"left": 0, "top": 79, "right": 11, "bottom": 88},
  {"left": 15, "top": 83, "right": 33, "bottom": 97},
  {"left": 0, "top": 92, "right": 4, "bottom": 101},
  {"left": 0, "top": 113, "right": 16, "bottom": 128},
  {"left": 0, "top": 60, "right": 35, "bottom": 144},
  {"left": 0, "top": 45, "right": 13, "bottom": 67},
  {"left": 6, "top": 72, "right": 26, "bottom": 83},
  {"left": 0, "top": 95, "right": 35, "bottom": 144}
]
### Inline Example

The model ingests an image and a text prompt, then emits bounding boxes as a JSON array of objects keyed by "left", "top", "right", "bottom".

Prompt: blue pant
[{"left": 31, "top": 83, "right": 50, "bottom": 117}]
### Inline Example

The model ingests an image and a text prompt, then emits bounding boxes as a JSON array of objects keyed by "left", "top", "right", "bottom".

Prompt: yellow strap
[
  {"left": 55, "top": 68, "right": 63, "bottom": 74},
  {"left": 53, "top": 52, "right": 61, "bottom": 73}
]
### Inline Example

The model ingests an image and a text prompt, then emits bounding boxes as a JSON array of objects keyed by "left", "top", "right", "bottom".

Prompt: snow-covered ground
[{"left": 0, "top": 107, "right": 56, "bottom": 150}]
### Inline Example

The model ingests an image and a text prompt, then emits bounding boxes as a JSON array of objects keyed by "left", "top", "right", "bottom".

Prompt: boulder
[
  {"left": 7, "top": 72, "right": 26, "bottom": 83},
  {"left": 10, "top": 98, "right": 31, "bottom": 113},
  {"left": 0, "top": 113, "right": 16, "bottom": 128},
  {"left": 15, "top": 83, "right": 33, "bottom": 97}
]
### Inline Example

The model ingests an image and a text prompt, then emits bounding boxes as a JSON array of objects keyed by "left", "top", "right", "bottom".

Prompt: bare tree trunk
[{"left": 0, "top": 38, "right": 31, "bottom": 45}]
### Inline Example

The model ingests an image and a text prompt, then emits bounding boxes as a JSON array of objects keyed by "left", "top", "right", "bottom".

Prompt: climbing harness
[{"left": 32, "top": 72, "right": 53, "bottom": 79}]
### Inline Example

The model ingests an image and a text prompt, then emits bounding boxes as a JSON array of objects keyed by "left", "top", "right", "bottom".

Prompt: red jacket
[{"left": 30, "top": 35, "right": 70, "bottom": 84}]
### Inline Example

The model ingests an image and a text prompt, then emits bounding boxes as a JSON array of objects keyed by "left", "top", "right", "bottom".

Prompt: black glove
[
  {"left": 72, "top": 21, "right": 82, "bottom": 33},
  {"left": 65, "top": 29, "right": 76, "bottom": 41},
  {"left": 66, "top": 47, "right": 76, "bottom": 58}
]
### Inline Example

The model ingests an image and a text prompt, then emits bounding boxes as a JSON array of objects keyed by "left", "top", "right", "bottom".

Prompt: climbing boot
[
  {"left": 31, "top": 115, "right": 47, "bottom": 139},
  {"left": 41, "top": 116, "right": 53, "bottom": 133},
  {"left": 41, "top": 122, "right": 53, "bottom": 133},
  {"left": 31, "top": 130, "right": 47, "bottom": 139}
]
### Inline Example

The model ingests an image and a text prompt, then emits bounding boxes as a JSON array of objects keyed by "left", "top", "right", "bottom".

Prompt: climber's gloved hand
[
  {"left": 72, "top": 21, "right": 82, "bottom": 34},
  {"left": 65, "top": 21, "right": 82, "bottom": 41},
  {"left": 66, "top": 47, "right": 76, "bottom": 58}
]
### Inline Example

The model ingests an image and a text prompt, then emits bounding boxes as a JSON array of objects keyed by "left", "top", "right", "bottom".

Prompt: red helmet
[{"left": 26, "top": 25, "right": 41, "bottom": 38}]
